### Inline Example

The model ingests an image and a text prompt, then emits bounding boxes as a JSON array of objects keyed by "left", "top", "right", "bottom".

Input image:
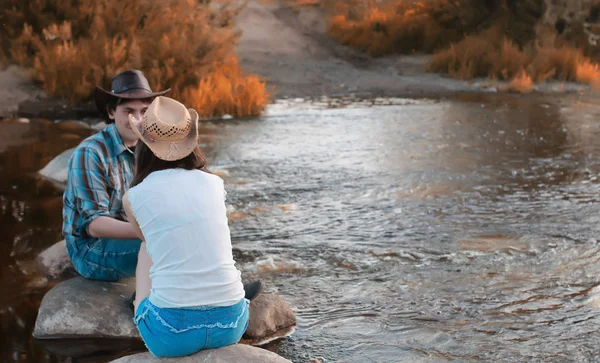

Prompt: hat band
[{"left": 111, "top": 86, "right": 153, "bottom": 94}]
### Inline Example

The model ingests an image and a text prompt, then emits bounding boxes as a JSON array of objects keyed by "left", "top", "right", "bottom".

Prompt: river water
[{"left": 3, "top": 93, "right": 600, "bottom": 362}]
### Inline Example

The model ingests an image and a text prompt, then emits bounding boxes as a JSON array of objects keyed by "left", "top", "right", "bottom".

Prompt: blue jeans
[
  {"left": 134, "top": 298, "right": 250, "bottom": 357},
  {"left": 66, "top": 237, "right": 142, "bottom": 281}
]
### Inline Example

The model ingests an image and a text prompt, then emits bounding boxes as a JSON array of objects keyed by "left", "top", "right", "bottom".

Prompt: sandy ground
[{"left": 0, "top": 1, "right": 588, "bottom": 118}]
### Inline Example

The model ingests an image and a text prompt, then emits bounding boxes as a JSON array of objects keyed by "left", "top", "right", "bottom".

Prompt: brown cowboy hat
[
  {"left": 128, "top": 96, "right": 199, "bottom": 161},
  {"left": 93, "top": 70, "right": 170, "bottom": 122}
]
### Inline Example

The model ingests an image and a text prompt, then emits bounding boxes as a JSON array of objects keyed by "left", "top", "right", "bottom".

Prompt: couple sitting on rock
[{"left": 62, "top": 70, "right": 262, "bottom": 357}]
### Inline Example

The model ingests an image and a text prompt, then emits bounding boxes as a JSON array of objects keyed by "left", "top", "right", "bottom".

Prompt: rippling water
[{"left": 3, "top": 93, "right": 600, "bottom": 362}]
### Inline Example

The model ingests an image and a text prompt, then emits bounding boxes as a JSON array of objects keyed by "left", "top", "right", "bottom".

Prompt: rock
[
  {"left": 34, "top": 277, "right": 296, "bottom": 356},
  {"left": 111, "top": 344, "right": 292, "bottom": 363},
  {"left": 33, "top": 277, "right": 137, "bottom": 340},
  {"left": 36, "top": 240, "right": 76, "bottom": 279},
  {"left": 92, "top": 121, "right": 109, "bottom": 131},
  {"left": 56, "top": 120, "right": 92, "bottom": 130},
  {"left": 38, "top": 147, "right": 75, "bottom": 190},
  {"left": 242, "top": 294, "right": 297, "bottom": 345}
]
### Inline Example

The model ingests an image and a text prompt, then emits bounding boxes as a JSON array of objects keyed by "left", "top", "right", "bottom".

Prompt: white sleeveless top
[{"left": 127, "top": 168, "right": 244, "bottom": 308}]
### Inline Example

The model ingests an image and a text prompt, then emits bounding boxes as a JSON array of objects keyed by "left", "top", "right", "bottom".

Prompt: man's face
[{"left": 108, "top": 99, "right": 151, "bottom": 146}]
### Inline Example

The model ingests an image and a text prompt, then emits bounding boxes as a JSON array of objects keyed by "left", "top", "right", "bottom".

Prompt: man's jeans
[{"left": 66, "top": 237, "right": 142, "bottom": 281}]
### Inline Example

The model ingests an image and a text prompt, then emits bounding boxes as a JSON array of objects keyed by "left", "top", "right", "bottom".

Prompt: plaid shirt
[{"left": 62, "top": 124, "right": 135, "bottom": 246}]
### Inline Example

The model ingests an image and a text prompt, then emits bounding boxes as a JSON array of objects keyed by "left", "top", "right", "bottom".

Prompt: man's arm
[
  {"left": 88, "top": 216, "right": 139, "bottom": 239},
  {"left": 69, "top": 147, "right": 138, "bottom": 240}
]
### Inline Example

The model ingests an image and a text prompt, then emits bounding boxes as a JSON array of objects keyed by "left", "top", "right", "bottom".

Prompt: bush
[
  {"left": 328, "top": 1, "right": 450, "bottom": 56},
  {"left": 1, "top": 0, "right": 270, "bottom": 117},
  {"left": 182, "top": 56, "right": 271, "bottom": 118},
  {"left": 506, "top": 71, "right": 534, "bottom": 93},
  {"left": 324, "top": 0, "right": 505, "bottom": 56},
  {"left": 428, "top": 26, "right": 600, "bottom": 88},
  {"left": 427, "top": 27, "right": 529, "bottom": 80}
]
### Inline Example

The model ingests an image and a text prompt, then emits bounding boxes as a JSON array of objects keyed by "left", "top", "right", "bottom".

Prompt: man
[{"left": 62, "top": 70, "right": 169, "bottom": 281}]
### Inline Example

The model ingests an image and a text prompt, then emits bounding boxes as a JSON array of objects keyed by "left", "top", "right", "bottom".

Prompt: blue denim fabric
[
  {"left": 66, "top": 237, "right": 141, "bottom": 281},
  {"left": 134, "top": 298, "right": 250, "bottom": 357}
]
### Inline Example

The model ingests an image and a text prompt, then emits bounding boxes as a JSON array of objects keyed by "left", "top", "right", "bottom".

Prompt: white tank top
[{"left": 127, "top": 168, "right": 244, "bottom": 308}]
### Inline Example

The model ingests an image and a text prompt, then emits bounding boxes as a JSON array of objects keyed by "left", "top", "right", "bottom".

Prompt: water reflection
[{"left": 0, "top": 119, "right": 92, "bottom": 363}]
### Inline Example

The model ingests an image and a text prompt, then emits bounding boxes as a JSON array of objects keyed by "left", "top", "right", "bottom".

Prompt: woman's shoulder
[{"left": 190, "top": 169, "right": 224, "bottom": 183}]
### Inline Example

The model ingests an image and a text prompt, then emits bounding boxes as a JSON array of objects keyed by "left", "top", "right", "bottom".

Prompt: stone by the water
[
  {"left": 36, "top": 240, "right": 76, "bottom": 279},
  {"left": 34, "top": 276, "right": 297, "bottom": 357},
  {"left": 110, "top": 344, "right": 292, "bottom": 363},
  {"left": 38, "top": 147, "right": 75, "bottom": 190},
  {"left": 243, "top": 294, "right": 297, "bottom": 344},
  {"left": 55, "top": 120, "right": 92, "bottom": 130},
  {"left": 33, "top": 277, "right": 137, "bottom": 340}
]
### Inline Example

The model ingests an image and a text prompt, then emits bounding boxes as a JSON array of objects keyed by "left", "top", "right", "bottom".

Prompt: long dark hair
[{"left": 130, "top": 142, "right": 210, "bottom": 187}]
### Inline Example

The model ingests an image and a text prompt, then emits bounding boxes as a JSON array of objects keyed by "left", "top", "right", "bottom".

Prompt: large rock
[
  {"left": 111, "top": 344, "right": 292, "bottom": 363},
  {"left": 33, "top": 276, "right": 137, "bottom": 340},
  {"left": 38, "top": 147, "right": 75, "bottom": 191},
  {"left": 34, "top": 277, "right": 297, "bottom": 356},
  {"left": 36, "top": 240, "right": 76, "bottom": 279},
  {"left": 242, "top": 294, "right": 297, "bottom": 345}
]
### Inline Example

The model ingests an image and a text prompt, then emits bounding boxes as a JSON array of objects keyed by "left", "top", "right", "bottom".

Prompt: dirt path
[{"left": 235, "top": 1, "right": 470, "bottom": 99}]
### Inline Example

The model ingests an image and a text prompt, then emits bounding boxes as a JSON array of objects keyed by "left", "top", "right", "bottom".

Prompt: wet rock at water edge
[
  {"left": 36, "top": 240, "right": 76, "bottom": 279},
  {"left": 34, "top": 277, "right": 297, "bottom": 356},
  {"left": 111, "top": 344, "right": 292, "bottom": 362},
  {"left": 55, "top": 120, "right": 92, "bottom": 131},
  {"left": 242, "top": 294, "right": 297, "bottom": 345},
  {"left": 38, "top": 147, "right": 75, "bottom": 190}
]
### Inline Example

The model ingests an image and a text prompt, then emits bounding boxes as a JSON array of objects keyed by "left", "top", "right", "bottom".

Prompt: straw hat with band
[
  {"left": 94, "top": 70, "right": 170, "bottom": 122},
  {"left": 128, "top": 96, "right": 199, "bottom": 161}
]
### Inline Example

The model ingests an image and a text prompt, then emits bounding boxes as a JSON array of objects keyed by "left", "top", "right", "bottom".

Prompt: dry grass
[
  {"left": 323, "top": 0, "right": 505, "bottom": 57},
  {"left": 428, "top": 28, "right": 529, "bottom": 80},
  {"left": 429, "top": 27, "right": 600, "bottom": 90},
  {"left": 1, "top": 0, "right": 270, "bottom": 117},
  {"left": 327, "top": 1, "right": 448, "bottom": 56},
  {"left": 182, "top": 56, "right": 270, "bottom": 118},
  {"left": 576, "top": 59, "right": 600, "bottom": 87},
  {"left": 506, "top": 71, "right": 534, "bottom": 93}
]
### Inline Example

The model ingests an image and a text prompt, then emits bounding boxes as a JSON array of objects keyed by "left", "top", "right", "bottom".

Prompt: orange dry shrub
[
  {"left": 429, "top": 26, "right": 600, "bottom": 89},
  {"left": 325, "top": 0, "right": 495, "bottom": 57},
  {"left": 507, "top": 71, "right": 534, "bottom": 93},
  {"left": 2, "top": 0, "right": 270, "bottom": 117},
  {"left": 328, "top": 1, "right": 445, "bottom": 56},
  {"left": 576, "top": 59, "right": 600, "bottom": 87},
  {"left": 182, "top": 56, "right": 270, "bottom": 118},
  {"left": 428, "top": 28, "right": 530, "bottom": 80}
]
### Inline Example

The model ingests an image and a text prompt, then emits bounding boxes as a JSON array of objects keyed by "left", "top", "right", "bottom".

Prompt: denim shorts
[{"left": 133, "top": 297, "right": 249, "bottom": 357}]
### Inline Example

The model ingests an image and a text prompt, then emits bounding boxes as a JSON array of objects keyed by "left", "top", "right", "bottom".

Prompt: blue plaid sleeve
[{"left": 68, "top": 146, "right": 112, "bottom": 232}]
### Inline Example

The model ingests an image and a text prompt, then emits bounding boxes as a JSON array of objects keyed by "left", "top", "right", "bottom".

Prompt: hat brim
[
  {"left": 94, "top": 86, "right": 171, "bottom": 121},
  {"left": 128, "top": 109, "right": 199, "bottom": 162}
]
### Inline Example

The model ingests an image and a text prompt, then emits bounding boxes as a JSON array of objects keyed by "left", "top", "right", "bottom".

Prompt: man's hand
[{"left": 88, "top": 216, "right": 140, "bottom": 240}]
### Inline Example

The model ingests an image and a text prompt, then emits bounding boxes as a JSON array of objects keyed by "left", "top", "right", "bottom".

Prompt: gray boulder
[
  {"left": 36, "top": 240, "right": 76, "bottom": 279},
  {"left": 33, "top": 276, "right": 137, "bottom": 339},
  {"left": 34, "top": 278, "right": 297, "bottom": 356},
  {"left": 111, "top": 344, "right": 292, "bottom": 363},
  {"left": 38, "top": 147, "right": 75, "bottom": 191}
]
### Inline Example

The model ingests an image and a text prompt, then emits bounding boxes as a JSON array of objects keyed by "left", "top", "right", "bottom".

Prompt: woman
[{"left": 122, "top": 96, "right": 251, "bottom": 357}]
